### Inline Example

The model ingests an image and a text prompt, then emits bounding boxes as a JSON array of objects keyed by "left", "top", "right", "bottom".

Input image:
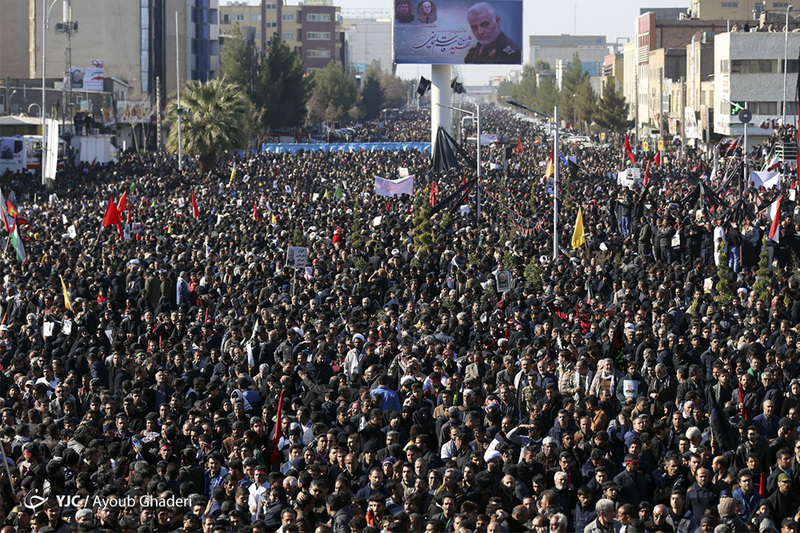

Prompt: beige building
[
  {"left": 0, "top": 0, "right": 219, "bottom": 104},
  {"left": 691, "top": 0, "right": 784, "bottom": 22}
]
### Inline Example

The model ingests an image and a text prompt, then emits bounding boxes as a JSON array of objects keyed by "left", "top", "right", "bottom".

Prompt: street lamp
[
  {"left": 507, "top": 100, "right": 561, "bottom": 260},
  {"left": 436, "top": 102, "right": 481, "bottom": 224},
  {"left": 784, "top": 4, "right": 793, "bottom": 124}
]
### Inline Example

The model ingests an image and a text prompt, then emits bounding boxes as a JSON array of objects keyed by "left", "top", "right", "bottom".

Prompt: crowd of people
[{"left": 0, "top": 106, "right": 797, "bottom": 533}]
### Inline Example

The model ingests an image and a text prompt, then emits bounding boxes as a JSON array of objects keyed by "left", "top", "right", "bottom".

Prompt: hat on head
[
  {"left": 778, "top": 473, "right": 792, "bottom": 483},
  {"left": 484, "top": 450, "right": 502, "bottom": 462}
]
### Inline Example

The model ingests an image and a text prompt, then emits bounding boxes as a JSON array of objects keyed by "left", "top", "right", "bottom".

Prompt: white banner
[
  {"left": 750, "top": 171, "right": 781, "bottom": 189},
  {"left": 44, "top": 118, "right": 59, "bottom": 182},
  {"left": 374, "top": 175, "right": 415, "bottom": 197}
]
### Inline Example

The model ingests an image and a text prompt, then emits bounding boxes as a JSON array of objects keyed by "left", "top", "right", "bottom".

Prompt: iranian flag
[{"left": 10, "top": 217, "right": 25, "bottom": 262}]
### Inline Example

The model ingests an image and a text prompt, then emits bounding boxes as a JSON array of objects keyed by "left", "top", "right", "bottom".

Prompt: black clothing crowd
[{"left": 0, "top": 107, "right": 798, "bottom": 533}]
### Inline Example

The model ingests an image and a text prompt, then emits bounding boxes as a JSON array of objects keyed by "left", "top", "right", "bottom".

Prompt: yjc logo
[{"left": 22, "top": 491, "right": 47, "bottom": 515}]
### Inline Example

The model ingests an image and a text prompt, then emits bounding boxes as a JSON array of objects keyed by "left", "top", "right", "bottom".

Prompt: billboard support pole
[{"left": 430, "top": 65, "right": 451, "bottom": 150}]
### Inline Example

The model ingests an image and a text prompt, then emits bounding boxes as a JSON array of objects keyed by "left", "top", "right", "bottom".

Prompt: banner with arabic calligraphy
[{"left": 394, "top": 0, "right": 522, "bottom": 64}]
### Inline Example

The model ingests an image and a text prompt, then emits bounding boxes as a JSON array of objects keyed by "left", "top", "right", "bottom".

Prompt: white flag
[{"left": 750, "top": 171, "right": 781, "bottom": 189}]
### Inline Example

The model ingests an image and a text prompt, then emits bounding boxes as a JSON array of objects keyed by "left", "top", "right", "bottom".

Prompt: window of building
[
  {"left": 307, "top": 49, "right": 331, "bottom": 58},
  {"left": 283, "top": 32, "right": 295, "bottom": 40},
  {"left": 265, "top": 22, "right": 277, "bottom": 28},
  {"left": 222, "top": 13, "right": 230, "bottom": 24},
  {"left": 251, "top": 15, "right": 261, "bottom": 22},
  {"left": 721, "top": 2, "right": 739, "bottom": 7},
  {"left": 233, "top": 14, "right": 244, "bottom": 21},
  {"left": 306, "top": 31, "right": 331, "bottom": 40},
  {"left": 307, "top": 13, "right": 332, "bottom": 22},
  {"left": 283, "top": 14, "right": 294, "bottom": 21},
  {"left": 265, "top": 3, "right": 277, "bottom": 8},
  {"left": 782, "top": 59, "right": 799, "bottom": 73},
  {"left": 730, "top": 59, "right": 778, "bottom": 73},
  {"left": 752, "top": 102, "right": 778, "bottom": 115},
  {"left": 774, "top": 2, "right": 790, "bottom": 7}
]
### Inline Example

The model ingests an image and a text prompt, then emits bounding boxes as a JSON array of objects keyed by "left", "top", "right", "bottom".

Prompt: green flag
[
  {"left": 333, "top": 184, "right": 344, "bottom": 200},
  {"left": 11, "top": 220, "right": 25, "bottom": 263}
]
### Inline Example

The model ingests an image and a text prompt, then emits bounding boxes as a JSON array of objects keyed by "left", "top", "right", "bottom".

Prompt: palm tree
[{"left": 165, "top": 79, "right": 253, "bottom": 173}]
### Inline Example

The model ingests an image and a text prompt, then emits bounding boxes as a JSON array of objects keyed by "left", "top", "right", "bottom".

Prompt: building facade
[
  {"left": 714, "top": 31, "right": 800, "bottom": 146},
  {"left": 342, "top": 16, "right": 393, "bottom": 74}
]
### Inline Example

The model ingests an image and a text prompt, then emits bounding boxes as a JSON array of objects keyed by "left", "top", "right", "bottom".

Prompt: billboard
[
  {"left": 394, "top": 0, "right": 522, "bottom": 64},
  {"left": 117, "top": 101, "right": 152, "bottom": 124},
  {"left": 70, "top": 67, "right": 104, "bottom": 91}
]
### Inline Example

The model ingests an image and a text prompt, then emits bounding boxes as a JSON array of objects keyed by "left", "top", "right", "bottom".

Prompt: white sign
[
  {"left": 375, "top": 175, "right": 415, "bottom": 197},
  {"left": 286, "top": 247, "right": 307, "bottom": 269},
  {"left": 617, "top": 168, "right": 642, "bottom": 189}
]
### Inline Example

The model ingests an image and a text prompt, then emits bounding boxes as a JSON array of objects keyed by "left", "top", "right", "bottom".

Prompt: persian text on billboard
[{"left": 393, "top": 0, "right": 522, "bottom": 65}]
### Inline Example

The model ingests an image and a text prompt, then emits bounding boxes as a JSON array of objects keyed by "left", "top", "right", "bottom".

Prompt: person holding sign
[{"left": 464, "top": 2, "right": 521, "bottom": 64}]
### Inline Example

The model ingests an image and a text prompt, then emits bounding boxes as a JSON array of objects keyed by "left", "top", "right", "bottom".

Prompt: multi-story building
[
  {"left": 529, "top": 35, "right": 610, "bottom": 87},
  {"left": 252, "top": 0, "right": 340, "bottom": 73},
  {"left": 625, "top": 11, "right": 746, "bottom": 137},
  {"left": 0, "top": 0, "right": 219, "bottom": 105},
  {"left": 341, "top": 14, "right": 393, "bottom": 74},
  {"left": 714, "top": 30, "right": 800, "bottom": 147},
  {"left": 691, "top": 0, "right": 780, "bottom": 22},
  {"left": 219, "top": 2, "right": 262, "bottom": 47}
]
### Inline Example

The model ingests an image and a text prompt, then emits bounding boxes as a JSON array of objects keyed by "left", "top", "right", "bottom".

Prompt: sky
[{"left": 224, "top": 0, "right": 692, "bottom": 85}]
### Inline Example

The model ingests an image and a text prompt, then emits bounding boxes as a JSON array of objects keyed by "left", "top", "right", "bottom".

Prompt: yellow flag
[
  {"left": 59, "top": 275, "right": 71, "bottom": 310},
  {"left": 572, "top": 207, "right": 586, "bottom": 249},
  {"left": 323, "top": 189, "right": 329, "bottom": 199},
  {"left": 270, "top": 213, "right": 277, "bottom": 224},
  {"left": 229, "top": 165, "right": 236, "bottom": 183},
  {"left": 544, "top": 157, "right": 554, "bottom": 179}
]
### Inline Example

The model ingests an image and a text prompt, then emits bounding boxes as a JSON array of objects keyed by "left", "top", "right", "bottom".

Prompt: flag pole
[{"left": 553, "top": 105, "right": 559, "bottom": 260}]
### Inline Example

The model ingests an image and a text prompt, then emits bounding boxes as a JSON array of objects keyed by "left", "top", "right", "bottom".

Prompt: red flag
[
  {"left": 516, "top": 137, "right": 523, "bottom": 155},
  {"left": 5, "top": 200, "right": 28, "bottom": 227},
  {"left": 191, "top": 191, "right": 200, "bottom": 219},
  {"left": 270, "top": 389, "right": 286, "bottom": 465},
  {"left": 385, "top": 201, "right": 391, "bottom": 212},
  {"left": 759, "top": 471, "right": 766, "bottom": 497},
  {"left": 653, "top": 151, "right": 661, "bottom": 166},
  {"left": 89, "top": 158, "right": 97, "bottom": 170},
  {"left": 116, "top": 190, "right": 127, "bottom": 214},
  {"left": 624, "top": 135, "right": 636, "bottom": 165},
  {"left": 429, "top": 182, "right": 439, "bottom": 206},
  {"left": 738, "top": 382, "right": 747, "bottom": 420},
  {"left": 127, "top": 204, "right": 131, "bottom": 225},
  {"left": 102, "top": 196, "right": 122, "bottom": 227},
  {"left": 643, "top": 162, "right": 650, "bottom": 188},
  {"left": 253, "top": 201, "right": 259, "bottom": 222}
]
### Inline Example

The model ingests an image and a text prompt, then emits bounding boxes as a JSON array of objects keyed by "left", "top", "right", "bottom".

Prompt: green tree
[
  {"left": 574, "top": 76, "right": 597, "bottom": 129},
  {"left": 533, "top": 76, "right": 559, "bottom": 117},
  {"left": 753, "top": 238, "right": 772, "bottom": 302},
  {"left": 716, "top": 245, "right": 734, "bottom": 305},
  {"left": 307, "top": 62, "right": 358, "bottom": 126},
  {"left": 413, "top": 185, "right": 434, "bottom": 253},
  {"left": 255, "top": 35, "right": 310, "bottom": 130},
  {"left": 594, "top": 77, "right": 633, "bottom": 133},
  {"left": 379, "top": 73, "right": 411, "bottom": 109},
  {"left": 560, "top": 53, "right": 590, "bottom": 128},
  {"left": 220, "top": 24, "right": 255, "bottom": 96},
  {"left": 351, "top": 195, "right": 364, "bottom": 248},
  {"left": 360, "top": 70, "right": 384, "bottom": 120},
  {"left": 166, "top": 79, "right": 253, "bottom": 173}
]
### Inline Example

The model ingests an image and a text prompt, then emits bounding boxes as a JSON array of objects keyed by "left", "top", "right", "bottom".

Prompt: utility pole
[
  {"left": 156, "top": 76, "right": 162, "bottom": 150},
  {"left": 57, "top": 0, "right": 77, "bottom": 132}
]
